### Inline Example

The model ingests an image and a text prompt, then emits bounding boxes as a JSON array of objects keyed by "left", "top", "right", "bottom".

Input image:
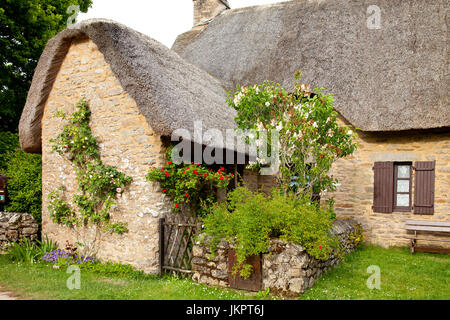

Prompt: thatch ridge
[{"left": 19, "top": 19, "right": 237, "bottom": 153}]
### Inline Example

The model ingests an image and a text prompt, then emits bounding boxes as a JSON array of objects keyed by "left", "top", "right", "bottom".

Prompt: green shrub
[
  {"left": 0, "top": 131, "right": 19, "bottom": 170},
  {"left": 0, "top": 149, "right": 42, "bottom": 224},
  {"left": 6, "top": 235, "right": 58, "bottom": 264},
  {"left": 77, "top": 261, "right": 152, "bottom": 280},
  {"left": 202, "top": 186, "right": 341, "bottom": 278},
  {"left": 0, "top": 132, "right": 42, "bottom": 224}
]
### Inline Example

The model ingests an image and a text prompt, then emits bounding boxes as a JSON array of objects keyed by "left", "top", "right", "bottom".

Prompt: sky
[{"left": 78, "top": 0, "right": 290, "bottom": 48}]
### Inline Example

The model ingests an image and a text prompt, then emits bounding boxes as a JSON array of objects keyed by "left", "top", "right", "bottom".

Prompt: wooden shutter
[
  {"left": 413, "top": 161, "right": 435, "bottom": 215},
  {"left": 372, "top": 162, "right": 394, "bottom": 213}
]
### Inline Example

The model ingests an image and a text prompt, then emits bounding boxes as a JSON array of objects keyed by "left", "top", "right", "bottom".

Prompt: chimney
[{"left": 193, "top": 0, "right": 230, "bottom": 26}]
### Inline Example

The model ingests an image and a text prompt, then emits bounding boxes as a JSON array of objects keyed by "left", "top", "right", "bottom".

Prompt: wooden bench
[{"left": 405, "top": 220, "right": 450, "bottom": 254}]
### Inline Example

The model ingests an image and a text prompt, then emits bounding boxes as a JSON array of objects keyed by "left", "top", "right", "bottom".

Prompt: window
[
  {"left": 393, "top": 163, "right": 412, "bottom": 211},
  {"left": 372, "top": 161, "right": 435, "bottom": 214}
]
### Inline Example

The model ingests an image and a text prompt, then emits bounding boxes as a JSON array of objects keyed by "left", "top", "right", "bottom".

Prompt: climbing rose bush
[
  {"left": 146, "top": 146, "right": 233, "bottom": 217},
  {"left": 49, "top": 99, "right": 132, "bottom": 234},
  {"left": 227, "top": 70, "right": 359, "bottom": 196}
]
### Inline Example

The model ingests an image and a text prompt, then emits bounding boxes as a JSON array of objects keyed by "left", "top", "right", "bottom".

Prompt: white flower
[
  {"left": 256, "top": 121, "right": 264, "bottom": 130},
  {"left": 85, "top": 137, "right": 88, "bottom": 140},
  {"left": 276, "top": 122, "right": 283, "bottom": 131},
  {"left": 312, "top": 122, "right": 318, "bottom": 128},
  {"left": 116, "top": 187, "right": 122, "bottom": 193},
  {"left": 265, "top": 101, "right": 270, "bottom": 107},
  {"left": 347, "top": 130, "right": 353, "bottom": 135},
  {"left": 71, "top": 140, "right": 74, "bottom": 144}
]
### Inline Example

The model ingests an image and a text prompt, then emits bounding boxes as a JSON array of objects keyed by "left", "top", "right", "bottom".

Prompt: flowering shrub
[
  {"left": 146, "top": 147, "right": 233, "bottom": 217},
  {"left": 48, "top": 99, "right": 132, "bottom": 234},
  {"left": 203, "top": 186, "right": 341, "bottom": 279},
  {"left": 228, "top": 70, "right": 359, "bottom": 196}
]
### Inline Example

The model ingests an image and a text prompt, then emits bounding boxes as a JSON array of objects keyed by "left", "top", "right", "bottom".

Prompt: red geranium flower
[
  {"left": 219, "top": 176, "right": 224, "bottom": 181},
  {"left": 220, "top": 167, "right": 225, "bottom": 171},
  {"left": 185, "top": 193, "right": 189, "bottom": 197},
  {"left": 319, "top": 245, "right": 323, "bottom": 249},
  {"left": 193, "top": 170, "right": 198, "bottom": 175},
  {"left": 175, "top": 204, "right": 179, "bottom": 208},
  {"left": 183, "top": 171, "right": 186, "bottom": 174},
  {"left": 162, "top": 189, "right": 167, "bottom": 193},
  {"left": 168, "top": 161, "right": 172, "bottom": 164},
  {"left": 203, "top": 174, "right": 207, "bottom": 177}
]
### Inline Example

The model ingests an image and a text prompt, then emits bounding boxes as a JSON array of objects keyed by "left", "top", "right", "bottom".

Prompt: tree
[
  {"left": 0, "top": 0, "right": 93, "bottom": 132},
  {"left": 228, "top": 71, "right": 359, "bottom": 197}
]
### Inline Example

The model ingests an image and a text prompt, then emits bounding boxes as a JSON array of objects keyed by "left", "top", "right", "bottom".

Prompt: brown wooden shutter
[
  {"left": 413, "top": 161, "right": 435, "bottom": 215},
  {"left": 372, "top": 162, "right": 394, "bottom": 213}
]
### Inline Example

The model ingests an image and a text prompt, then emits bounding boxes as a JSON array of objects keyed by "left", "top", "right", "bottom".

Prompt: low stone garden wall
[
  {"left": 0, "top": 212, "right": 39, "bottom": 251},
  {"left": 191, "top": 219, "right": 362, "bottom": 297}
]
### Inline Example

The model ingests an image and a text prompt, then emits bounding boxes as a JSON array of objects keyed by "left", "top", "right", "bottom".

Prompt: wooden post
[{"left": 159, "top": 218, "right": 165, "bottom": 276}]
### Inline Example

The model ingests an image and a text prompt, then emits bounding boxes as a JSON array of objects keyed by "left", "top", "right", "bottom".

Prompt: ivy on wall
[{"left": 48, "top": 98, "right": 132, "bottom": 234}]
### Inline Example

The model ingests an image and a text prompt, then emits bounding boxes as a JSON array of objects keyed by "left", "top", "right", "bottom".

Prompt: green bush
[
  {"left": 6, "top": 235, "right": 58, "bottom": 264},
  {"left": 0, "top": 148, "right": 42, "bottom": 224},
  {"left": 202, "top": 186, "right": 341, "bottom": 279},
  {"left": 77, "top": 260, "right": 153, "bottom": 280},
  {"left": 0, "top": 131, "right": 20, "bottom": 170}
]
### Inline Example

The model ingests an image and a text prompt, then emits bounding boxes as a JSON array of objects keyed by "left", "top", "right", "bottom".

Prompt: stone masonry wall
[
  {"left": 328, "top": 122, "right": 450, "bottom": 248},
  {"left": 192, "top": 219, "right": 360, "bottom": 297},
  {"left": 41, "top": 38, "right": 171, "bottom": 273},
  {"left": 0, "top": 212, "right": 39, "bottom": 251},
  {"left": 242, "top": 169, "right": 278, "bottom": 194}
]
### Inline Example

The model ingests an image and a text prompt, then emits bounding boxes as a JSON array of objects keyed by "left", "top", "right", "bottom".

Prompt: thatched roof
[
  {"left": 173, "top": 0, "right": 450, "bottom": 132},
  {"left": 19, "top": 19, "right": 237, "bottom": 153}
]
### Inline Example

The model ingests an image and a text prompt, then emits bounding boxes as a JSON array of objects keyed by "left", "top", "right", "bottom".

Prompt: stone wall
[
  {"left": 328, "top": 122, "right": 450, "bottom": 248},
  {"left": 242, "top": 169, "right": 278, "bottom": 194},
  {"left": 41, "top": 38, "right": 172, "bottom": 273},
  {"left": 191, "top": 219, "right": 360, "bottom": 297},
  {"left": 0, "top": 212, "right": 39, "bottom": 251}
]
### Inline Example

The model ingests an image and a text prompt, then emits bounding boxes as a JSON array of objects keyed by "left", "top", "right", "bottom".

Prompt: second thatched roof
[{"left": 173, "top": 0, "right": 450, "bottom": 132}]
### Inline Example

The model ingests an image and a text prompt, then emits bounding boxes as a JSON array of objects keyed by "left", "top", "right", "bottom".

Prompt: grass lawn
[
  {"left": 0, "top": 245, "right": 448, "bottom": 300},
  {"left": 300, "top": 245, "right": 450, "bottom": 300},
  {"left": 0, "top": 254, "right": 267, "bottom": 300}
]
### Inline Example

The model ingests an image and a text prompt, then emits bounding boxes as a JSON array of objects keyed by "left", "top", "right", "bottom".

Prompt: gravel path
[{"left": 0, "top": 287, "right": 18, "bottom": 300}]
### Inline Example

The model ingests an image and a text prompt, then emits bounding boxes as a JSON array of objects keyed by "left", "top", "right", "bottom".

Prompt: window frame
[{"left": 393, "top": 162, "right": 412, "bottom": 212}]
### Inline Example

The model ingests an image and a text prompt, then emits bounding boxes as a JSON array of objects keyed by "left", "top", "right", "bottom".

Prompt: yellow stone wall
[
  {"left": 328, "top": 124, "right": 450, "bottom": 247},
  {"left": 41, "top": 38, "right": 170, "bottom": 273}
]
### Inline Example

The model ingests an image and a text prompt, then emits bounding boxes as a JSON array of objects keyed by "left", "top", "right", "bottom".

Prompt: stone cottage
[
  {"left": 18, "top": 19, "right": 246, "bottom": 273},
  {"left": 19, "top": 0, "right": 449, "bottom": 272},
  {"left": 173, "top": 0, "right": 449, "bottom": 248}
]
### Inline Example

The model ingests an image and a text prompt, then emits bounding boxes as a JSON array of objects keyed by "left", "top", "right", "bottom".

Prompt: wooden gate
[{"left": 159, "top": 216, "right": 202, "bottom": 276}]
